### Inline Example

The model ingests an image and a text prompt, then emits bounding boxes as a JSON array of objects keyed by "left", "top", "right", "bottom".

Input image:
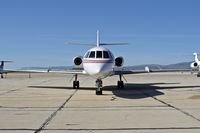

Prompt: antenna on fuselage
[{"left": 97, "top": 30, "right": 100, "bottom": 47}]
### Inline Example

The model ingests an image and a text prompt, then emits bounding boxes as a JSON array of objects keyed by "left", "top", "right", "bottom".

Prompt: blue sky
[{"left": 0, "top": 0, "right": 200, "bottom": 68}]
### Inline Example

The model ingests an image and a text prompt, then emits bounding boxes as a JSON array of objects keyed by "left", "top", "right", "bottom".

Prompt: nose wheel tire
[
  {"left": 96, "top": 79, "right": 103, "bottom": 95},
  {"left": 96, "top": 89, "right": 102, "bottom": 95}
]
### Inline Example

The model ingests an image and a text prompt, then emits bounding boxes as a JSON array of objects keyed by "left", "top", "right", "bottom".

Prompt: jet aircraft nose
[
  {"left": 94, "top": 65, "right": 105, "bottom": 74},
  {"left": 87, "top": 63, "right": 110, "bottom": 76}
]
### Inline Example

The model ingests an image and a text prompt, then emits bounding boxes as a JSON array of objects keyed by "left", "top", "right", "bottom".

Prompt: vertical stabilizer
[
  {"left": 0, "top": 61, "right": 4, "bottom": 78},
  {"left": 193, "top": 52, "right": 199, "bottom": 63},
  {"left": 97, "top": 30, "right": 100, "bottom": 47},
  {"left": 0, "top": 61, "right": 4, "bottom": 70}
]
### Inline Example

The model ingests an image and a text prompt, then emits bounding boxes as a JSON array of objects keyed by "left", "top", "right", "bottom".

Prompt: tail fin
[
  {"left": 193, "top": 52, "right": 199, "bottom": 62},
  {"left": 0, "top": 61, "right": 4, "bottom": 70},
  {"left": 97, "top": 30, "right": 100, "bottom": 47},
  {"left": 0, "top": 61, "right": 12, "bottom": 70},
  {"left": 96, "top": 30, "right": 128, "bottom": 46},
  {"left": 66, "top": 30, "right": 128, "bottom": 47}
]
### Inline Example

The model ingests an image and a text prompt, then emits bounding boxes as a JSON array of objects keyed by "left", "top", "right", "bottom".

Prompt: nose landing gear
[{"left": 96, "top": 79, "right": 103, "bottom": 95}]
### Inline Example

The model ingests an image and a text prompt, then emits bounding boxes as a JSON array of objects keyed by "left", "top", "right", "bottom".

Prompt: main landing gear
[
  {"left": 71, "top": 74, "right": 124, "bottom": 95},
  {"left": 118, "top": 74, "right": 124, "bottom": 88},
  {"left": 73, "top": 74, "right": 79, "bottom": 89},
  {"left": 197, "top": 72, "right": 200, "bottom": 77},
  {"left": 197, "top": 68, "right": 200, "bottom": 77},
  {"left": 0, "top": 73, "right": 7, "bottom": 79},
  {"left": 96, "top": 79, "right": 103, "bottom": 95}
]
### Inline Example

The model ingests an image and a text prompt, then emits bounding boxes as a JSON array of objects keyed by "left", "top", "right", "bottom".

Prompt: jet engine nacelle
[
  {"left": 73, "top": 56, "right": 83, "bottom": 66},
  {"left": 190, "top": 62, "right": 199, "bottom": 70},
  {"left": 115, "top": 56, "right": 124, "bottom": 67}
]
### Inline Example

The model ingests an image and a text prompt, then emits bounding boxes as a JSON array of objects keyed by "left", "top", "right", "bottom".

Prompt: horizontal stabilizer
[
  {"left": 65, "top": 42, "right": 128, "bottom": 46},
  {"left": 99, "top": 43, "right": 128, "bottom": 46},
  {"left": 65, "top": 42, "right": 95, "bottom": 46},
  {"left": 0, "top": 61, "right": 13, "bottom": 63}
]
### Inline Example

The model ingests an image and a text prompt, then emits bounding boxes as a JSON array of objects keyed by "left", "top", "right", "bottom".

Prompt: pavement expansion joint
[
  {"left": 38, "top": 127, "right": 200, "bottom": 131},
  {"left": 0, "top": 88, "right": 22, "bottom": 96},
  {"left": 34, "top": 89, "right": 78, "bottom": 133},
  {"left": 141, "top": 90, "right": 200, "bottom": 123}
]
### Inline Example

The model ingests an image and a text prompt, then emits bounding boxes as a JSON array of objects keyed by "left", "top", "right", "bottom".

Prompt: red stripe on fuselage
[{"left": 83, "top": 60, "right": 113, "bottom": 64}]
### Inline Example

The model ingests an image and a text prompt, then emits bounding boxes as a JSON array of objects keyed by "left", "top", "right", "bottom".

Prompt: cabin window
[
  {"left": 89, "top": 51, "right": 95, "bottom": 58},
  {"left": 96, "top": 51, "right": 102, "bottom": 58},
  {"left": 103, "top": 51, "right": 109, "bottom": 58}
]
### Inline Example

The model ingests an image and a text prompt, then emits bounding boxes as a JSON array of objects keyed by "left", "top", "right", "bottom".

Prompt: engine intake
[
  {"left": 73, "top": 56, "right": 82, "bottom": 66},
  {"left": 190, "top": 62, "right": 199, "bottom": 69},
  {"left": 115, "top": 56, "right": 124, "bottom": 67}
]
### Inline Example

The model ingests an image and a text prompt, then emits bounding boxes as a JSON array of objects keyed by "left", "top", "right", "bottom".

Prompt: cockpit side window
[
  {"left": 96, "top": 51, "right": 102, "bottom": 58},
  {"left": 84, "top": 52, "right": 90, "bottom": 58},
  {"left": 103, "top": 51, "right": 109, "bottom": 58},
  {"left": 108, "top": 51, "right": 114, "bottom": 58},
  {"left": 89, "top": 51, "right": 95, "bottom": 58}
]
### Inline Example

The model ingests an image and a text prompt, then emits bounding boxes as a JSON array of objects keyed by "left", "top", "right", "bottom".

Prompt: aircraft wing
[
  {"left": 0, "top": 69, "right": 48, "bottom": 73},
  {"left": 1, "top": 69, "right": 86, "bottom": 75},
  {"left": 47, "top": 70, "right": 85, "bottom": 74},
  {"left": 113, "top": 67, "right": 190, "bottom": 75}
]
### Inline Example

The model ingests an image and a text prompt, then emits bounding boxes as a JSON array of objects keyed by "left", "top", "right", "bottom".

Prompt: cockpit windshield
[
  {"left": 84, "top": 50, "right": 113, "bottom": 59},
  {"left": 96, "top": 51, "right": 102, "bottom": 58},
  {"left": 89, "top": 51, "right": 95, "bottom": 58}
]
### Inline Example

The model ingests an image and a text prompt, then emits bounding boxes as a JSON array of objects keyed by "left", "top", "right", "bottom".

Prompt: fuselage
[{"left": 82, "top": 46, "right": 115, "bottom": 79}]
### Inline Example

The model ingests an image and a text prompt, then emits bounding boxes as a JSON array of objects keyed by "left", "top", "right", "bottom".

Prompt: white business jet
[
  {"left": 48, "top": 31, "right": 186, "bottom": 95},
  {"left": 190, "top": 52, "right": 200, "bottom": 76}
]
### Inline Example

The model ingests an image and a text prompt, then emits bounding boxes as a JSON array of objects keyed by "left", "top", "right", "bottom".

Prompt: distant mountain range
[
  {"left": 21, "top": 66, "right": 73, "bottom": 71},
  {"left": 126, "top": 62, "right": 192, "bottom": 70},
  {"left": 21, "top": 62, "right": 192, "bottom": 71}
]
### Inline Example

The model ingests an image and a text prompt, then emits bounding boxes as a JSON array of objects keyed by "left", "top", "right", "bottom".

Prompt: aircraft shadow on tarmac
[{"left": 29, "top": 82, "right": 200, "bottom": 99}]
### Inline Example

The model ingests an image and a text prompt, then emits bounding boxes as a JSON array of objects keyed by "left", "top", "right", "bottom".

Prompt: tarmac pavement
[{"left": 0, "top": 72, "right": 200, "bottom": 133}]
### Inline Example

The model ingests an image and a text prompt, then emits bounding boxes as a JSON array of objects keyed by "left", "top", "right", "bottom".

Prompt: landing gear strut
[
  {"left": 118, "top": 74, "right": 124, "bottom": 88},
  {"left": 197, "top": 67, "right": 200, "bottom": 77},
  {"left": 197, "top": 72, "right": 200, "bottom": 77},
  {"left": 96, "top": 79, "right": 102, "bottom": 95},
  {"left": 1, "top": 74, "right": 3, "bottom": 79},
  {"left": 73, "top": 74, "right": 79, "bottom": 89}
]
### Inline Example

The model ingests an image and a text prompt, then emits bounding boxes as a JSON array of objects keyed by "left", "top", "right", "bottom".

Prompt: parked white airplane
[
  {"left": 190, "top": 52, "right": 200, "bottom": 76},
  {"left": 1, "top": 31, "right": 187, "bottom": 95},
  {"left": 48, "top": 31, "right": 187, "bottom": 95}
]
